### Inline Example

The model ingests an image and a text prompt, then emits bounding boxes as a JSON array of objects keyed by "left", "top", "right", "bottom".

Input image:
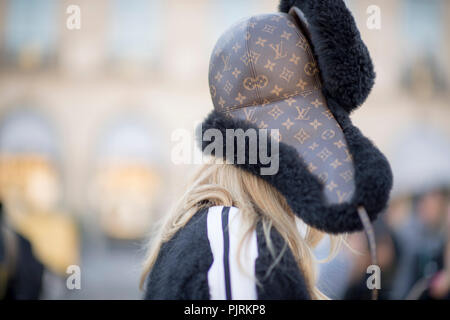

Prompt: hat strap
[{"left": 358, "top": 206, "right": 378, "bottom": 300}]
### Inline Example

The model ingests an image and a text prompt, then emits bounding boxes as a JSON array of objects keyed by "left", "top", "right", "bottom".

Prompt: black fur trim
[
  {"left": 144, "top": 208, "right": 212, "bottom": 299},
  {"left": 255, "top": 220, "right": 311, "bottom": 299},
  {"left": 198, "top": 110, "right": 393, "bottom": 234},
  {"left": 279, "top": 0, "right": 376, "bottom": 113}
]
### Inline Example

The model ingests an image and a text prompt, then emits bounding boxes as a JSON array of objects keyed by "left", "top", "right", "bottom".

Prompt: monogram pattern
[
  {"left": 209, "top": 13, "right": 355, "bottom": 205},
  {"left": 243, "top": 75, "right": 269, "bottom": 91}
]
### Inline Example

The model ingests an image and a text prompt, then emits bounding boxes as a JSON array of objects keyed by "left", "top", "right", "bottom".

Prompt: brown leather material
[{"left": 208, "top": 12, "right": 355, "bottom": 205}]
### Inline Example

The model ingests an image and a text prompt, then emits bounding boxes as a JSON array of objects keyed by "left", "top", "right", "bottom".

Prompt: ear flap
[
  {"left": 199, "top": 107, "right": 393, "bottom": 234},
  {"left": 279, "top": 0, "right": 376, "bottom": 113}
]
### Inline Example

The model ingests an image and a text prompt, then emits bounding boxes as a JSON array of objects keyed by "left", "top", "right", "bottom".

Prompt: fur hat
[{"left": 198, "top": 0, "right": 392, "bottom": 234}]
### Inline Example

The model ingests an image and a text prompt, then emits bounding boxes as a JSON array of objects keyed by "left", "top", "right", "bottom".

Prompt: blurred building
[
  {"left": 0, "top": 0, "right": 449, "bottom": 299},
  {"left": 348, "top": 0, "right": 450, "bottom": 197},
  {"left": 0, "top": 0, "right": 277, "bottom": 299},
  {"left": 0, "top": 0, "right": 277, "bottom": 235}
]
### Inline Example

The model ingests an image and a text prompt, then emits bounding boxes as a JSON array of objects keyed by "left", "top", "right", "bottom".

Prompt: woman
[
  {"left": 142, "top": 162, "right": 342, "bottom": 299},
  {"left": 141, "top": 0, "right": 393, "bottom": 300}
]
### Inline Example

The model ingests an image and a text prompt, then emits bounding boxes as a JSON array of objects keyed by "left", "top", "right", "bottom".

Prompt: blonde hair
[{"left": 141, "top": 161, "right": 343, "bottom": 299}]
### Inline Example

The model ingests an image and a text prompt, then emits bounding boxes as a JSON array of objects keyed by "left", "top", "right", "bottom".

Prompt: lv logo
[
  {"left": 269, "top": 40, "right": 287, "bottom": 60},
  {"left": 337, "top": 191, "right": 348, "bottom": 203},
  {"left": 243, "top": 108, "right": 258, "bottom": 124},
  {"left": 221, "top": 54, "right": 231, "bottom": 72},
  {"left": 295, "top": 106, "right": 311, "bottom": 121}
]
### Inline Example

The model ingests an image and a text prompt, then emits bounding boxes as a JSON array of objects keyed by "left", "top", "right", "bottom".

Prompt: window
[
  {"left": 2, "top": 0, "right": 58, "bottom": 69},
  {"left": 93, "top": 116, "right": 163, "bottom": 239},
  {"left": 108, "top": 0, "right": 163, "bottom": 67},
  {"left": 0, "top": 109, "right": 57, "bottom": 156},
  {"left": 401, "top": 0, "right": 443, "bottom": 58},
  {"left": 97, "top": 115, "right": 162, "bottom": 165},
  {"left": 400, "top": 0, "right": 446, "bottom": 93}
]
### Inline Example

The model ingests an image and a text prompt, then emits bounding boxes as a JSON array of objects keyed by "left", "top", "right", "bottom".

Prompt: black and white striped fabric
[
  {"left": 145, "top": 206, "right": 311, "bottom": 300},
  {"left": 206, "top": 206, "right": 259, "bottom": 299}
]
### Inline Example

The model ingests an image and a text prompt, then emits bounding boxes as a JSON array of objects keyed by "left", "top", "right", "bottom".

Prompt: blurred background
[{"left": 0, "top": 0, "right": 449, "bottom": 300}]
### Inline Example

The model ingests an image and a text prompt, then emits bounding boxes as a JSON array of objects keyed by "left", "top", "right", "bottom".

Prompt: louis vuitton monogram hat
[{"left": 198, "top": 0, "right": 393, "bottom": 234}]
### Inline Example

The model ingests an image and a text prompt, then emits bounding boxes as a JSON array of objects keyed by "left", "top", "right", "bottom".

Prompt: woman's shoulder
[
  {"left": 144, "top": 206, "right": 231, "bottom": 299},
  {"left": 145, "top": 205, "right": 310, "bottom": 300},
  {"left": 253, "top": 221, "right": 311, "bottom": 299}
]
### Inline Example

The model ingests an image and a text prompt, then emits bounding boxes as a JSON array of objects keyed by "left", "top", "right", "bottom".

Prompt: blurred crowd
[{"left": 336, "top": 188, "right": 450, "bottom": 300}]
